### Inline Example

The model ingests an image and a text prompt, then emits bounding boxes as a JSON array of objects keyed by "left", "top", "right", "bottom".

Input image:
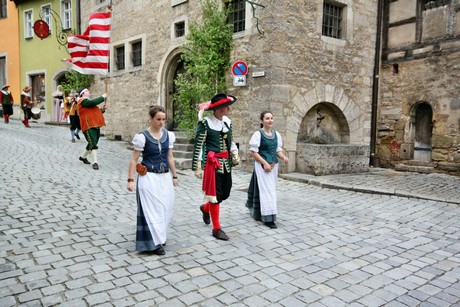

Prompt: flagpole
[{"left": 103, "top": 1, "right": 112, "bottom": 111}]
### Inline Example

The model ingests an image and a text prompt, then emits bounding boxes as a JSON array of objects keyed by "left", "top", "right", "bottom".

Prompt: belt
[{"left": 147, "top": 169, "right": 169, "bottom": 174}]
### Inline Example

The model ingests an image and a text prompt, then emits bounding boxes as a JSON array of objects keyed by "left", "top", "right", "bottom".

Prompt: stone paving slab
[{"left": 0, "top": 120, "right": 459, "bottom": 306}]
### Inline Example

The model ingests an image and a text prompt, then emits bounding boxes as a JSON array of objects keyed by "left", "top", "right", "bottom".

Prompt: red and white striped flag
[{"left": 66, "top": 11, "right": 111, "bottom": 75}]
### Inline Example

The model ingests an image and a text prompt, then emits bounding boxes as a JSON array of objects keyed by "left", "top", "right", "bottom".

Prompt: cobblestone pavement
[{"left": 1, "top": 120, "right": 459, "bottom": 307}]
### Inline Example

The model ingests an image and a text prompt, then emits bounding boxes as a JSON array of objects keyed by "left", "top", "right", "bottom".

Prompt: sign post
[{"left": 231, "top": 61, "right": 248, "bottom": 87}]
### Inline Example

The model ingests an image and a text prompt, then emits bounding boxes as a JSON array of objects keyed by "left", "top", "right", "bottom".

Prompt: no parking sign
[{"left": 232, "top": 61, "right": 248, "bottom": 87}]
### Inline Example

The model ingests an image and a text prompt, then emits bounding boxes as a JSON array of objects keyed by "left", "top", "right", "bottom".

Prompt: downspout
[
  {"left": 76, "top": 0, "right": 81, "bottom": 34},
  {"left": 370, "top": 0, "right": 384, "bottom": 167}
]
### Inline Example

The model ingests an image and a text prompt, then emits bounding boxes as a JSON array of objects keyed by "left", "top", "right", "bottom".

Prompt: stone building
[
  {"left": 377, "top": 0, "right": 460, "bottom": 174},
  {"left": 83, "top": 0, "right": 378, "bottom": 174}
]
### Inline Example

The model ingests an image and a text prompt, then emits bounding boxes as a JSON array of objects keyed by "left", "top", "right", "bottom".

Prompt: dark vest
[
  {"left": 258, "top": 129, "right": 278, "bottom": 164},
  {"left": 141, "top": 128, "right": 170, "bottom": 173},
  {"left": 1, "top": 91, "right": 12, "bottom": 105}
]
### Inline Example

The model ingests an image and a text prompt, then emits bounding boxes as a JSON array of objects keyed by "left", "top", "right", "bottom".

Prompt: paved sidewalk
[
  {"left": 280, "top": 168, "right": 460, "bottom": 205},
  {"left": 0, "top": 120, "right": 459, "bottom": 306}
]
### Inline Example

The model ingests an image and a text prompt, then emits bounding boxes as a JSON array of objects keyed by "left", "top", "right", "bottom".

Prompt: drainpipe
[
  {"left": 370, "top": 0, "right": 384, "bottom": 167},
  {"left": 76, "top": 0, "right": 81, "bottom": 34}
]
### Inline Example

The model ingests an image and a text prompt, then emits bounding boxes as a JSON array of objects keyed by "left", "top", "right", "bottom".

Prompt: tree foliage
[
  {"left": 60, "top": 70, "right": 94, "bottom": 96},
  {"left": 173, "top": 0, "right": 234, "bottom": 133}
]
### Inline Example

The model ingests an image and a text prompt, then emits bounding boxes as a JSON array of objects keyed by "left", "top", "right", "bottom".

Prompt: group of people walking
[{"left": 125, "top": 93, "right": 289, "bottom": 256}]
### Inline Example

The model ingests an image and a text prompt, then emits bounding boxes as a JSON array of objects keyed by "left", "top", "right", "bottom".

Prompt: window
[
  {"left": 61, "top": 0, "right": 72, "bottom": 30},
  {"left": 116, "top": 46, "right": 125, "bottom": 70},
  {"left": 175, "top": 21, "right": 185, "bottom": 38},
  {"left": 0, "top": 57, "right": 6, "bottom": 87},
  {"left": 132, "top": 41, "right": 142, "bottom": 67},
  {"left": 0, "top": 0, "right": 7, "bottom": 19},
  {"left": 227, "top": 0, "right": 245, "bottom": 33},
  {"left": 24, "top": 10, "right": 34, "bottom": 38},
  {"left": 41, "top": 4, "right": 52, "bottom": 33},
  {"left": 322, "top": 2, "right": 344, "bottom": 39}
]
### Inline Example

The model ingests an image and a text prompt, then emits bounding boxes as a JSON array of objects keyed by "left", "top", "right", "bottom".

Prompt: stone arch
[
  {"left": 288, "top": 83, "right": 362, "bottom": 151},
  {"left": 288, "top": 83, "right": 368, "bottom": 175},
  {"left": 297, "top": 102, "right": 350, "bottom": 144},
  {"left": 51, "top": 69, "right": 68, "bottom": 122},
  {"left": 407, "top": 101, "right": 433, "bottom": 162},
  {"left": 159, "top": 47, "right": 185, "bottom": 130}
]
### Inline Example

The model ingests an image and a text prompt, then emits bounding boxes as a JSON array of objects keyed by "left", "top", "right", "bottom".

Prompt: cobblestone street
[{"left": 1, "top": 120, "right": 459, "bottom": 306}]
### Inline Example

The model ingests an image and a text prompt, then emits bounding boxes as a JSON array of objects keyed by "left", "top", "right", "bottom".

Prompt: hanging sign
[{"left": 34, "top": 20, "right": 50, "bottom": 39}]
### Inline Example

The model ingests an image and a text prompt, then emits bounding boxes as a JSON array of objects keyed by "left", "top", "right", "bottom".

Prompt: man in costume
[
  {"left": 1, "top": 85, "right": 14, "bottom": 123},
  {"left": 20, "top": 86, "right": 33, "bottom": 128},
  {"left": 192, "top": 93, "right": 240, "bottom": 240},
  {"left": 77, "top": 88, "right": 107, "bottom": 170}
]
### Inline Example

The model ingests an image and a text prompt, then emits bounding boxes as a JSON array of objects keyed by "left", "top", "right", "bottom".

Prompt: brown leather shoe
[
  {"left": 79, "top": 157, "right": 91, "bottom": 164},
  {"left": 212, "top": 229, "right": 229, "bottom": 241},
  {"left": 200, "top": 205, "right": 210, "bottom": 225}
]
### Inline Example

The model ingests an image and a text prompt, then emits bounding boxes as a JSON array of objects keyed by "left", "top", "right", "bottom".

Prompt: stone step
[
  {"left": 174, "top": 143, "right": 194, "bottom": 152},
  {"left": 175, "top": 157, "right": 192, "bottom": 170},
  {"left": 394, "top": 163, "right": 435, "bottom": 174},
  {"left": 174, "top": 150, "right": 193, "bottom": 159}
]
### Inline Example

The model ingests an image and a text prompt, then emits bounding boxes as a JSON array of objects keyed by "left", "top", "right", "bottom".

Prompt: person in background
[
  {"left": 77, "top": 88, "right": 107, "bottom": 170},
  {"left": 20, "top": 86, "right": 33, "bottom": 128},
  {"left": 246, "top": 110, "right": 289, "bottom": 229},
  {"left": 67, "top": 90, "right": 81, "bottom": 143},
  {"left": 192, "top": 93, "right": 240, "bottom": 241},
  {"left": 127, "top": 105, "right": 179, "bottom": 256},
  {"left": 1, "top": 85, "right": 14, "bottom": 123}
]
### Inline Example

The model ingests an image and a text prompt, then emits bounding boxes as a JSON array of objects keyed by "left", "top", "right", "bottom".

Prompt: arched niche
[{"left": 297, "top": 102, "right": 350, "bottom": 144}]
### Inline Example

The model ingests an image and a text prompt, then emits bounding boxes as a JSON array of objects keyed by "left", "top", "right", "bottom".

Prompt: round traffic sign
[{"left": 231, "top": 61, "right": 248, "bottom": 76}]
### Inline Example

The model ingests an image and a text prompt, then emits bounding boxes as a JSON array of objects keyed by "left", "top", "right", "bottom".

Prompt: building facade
[
  {"left": 12, "top": 0, "right": 78, "bottom": 122},
  {"left": 84, "top": 0, "right": 378, "bottom": 174},
  {"left": 378, "top": 0, "right": 460, "bottom": 174},
  {"left": 1, "top": 0, "right": 20, "bottom": 102}
]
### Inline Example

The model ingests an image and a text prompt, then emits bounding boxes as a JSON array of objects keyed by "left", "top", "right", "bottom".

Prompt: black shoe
[
  {"left": 92, "top": 163, "right": 99, "bottom": 170},
  {"left": 212, "top": 229, "right": 229, "bottom": 241},
  {"left": 151, "top": 246, "right": 165, "bottom": 255},
  {"left": 200, "top": 205, "right": 211, "bottom": 225},
  {"left": 79, "top": 157, "right": 91, "bottom": 164},
  {"left": 264, "top": 222, "right": 278, "bottom": 229},
  {"left": 75, "top": 133, "right": 80, "bottom": 140}
]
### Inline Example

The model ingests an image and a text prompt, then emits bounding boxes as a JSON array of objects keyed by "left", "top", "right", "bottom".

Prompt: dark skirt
[
  {"left": 246, "top": 170, "right": 275, "bottom": 223},
  {"left": 2, "top": 104, "right": 13, "bottom": 116},
  {"left": 135, "top": 186, "right": 162, "bottom": 252}
]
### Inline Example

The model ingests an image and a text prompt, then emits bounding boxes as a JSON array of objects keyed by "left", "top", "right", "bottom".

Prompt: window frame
[
  {"left": 24, "top": 9, "right": 34, "bottom": 39},
  {"left": 0, "top": 56, "right": 6, "bottom": 87},
  {"left": 61, "top": 0, "right": 72, "bottom": 30},
  {"left": 131, "top": 41, "right": 142, "bottom": 67},
  {"left": 41, "top": 4, "right": 52, "bottom": 34},
  {"left": 322, "top": 1, "right": 344, "bottom": 39},
  {"left": 115, "top": 45, "right": 125, "bottom": 71},
  {"left": 0, "top": 0, "right": 7, "bottom": 19},
  {"left": 226, "top": 0, "right": 246, "bottom": 33}
]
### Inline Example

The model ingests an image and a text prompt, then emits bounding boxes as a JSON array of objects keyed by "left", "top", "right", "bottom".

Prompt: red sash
[{"left": 202, "top": 151, "right": 229, "bottom": 202}]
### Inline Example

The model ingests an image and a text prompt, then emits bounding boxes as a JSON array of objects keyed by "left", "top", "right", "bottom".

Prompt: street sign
[
  {"left": 233, "top": 76, "right": 246, "bottom": 87},
  {"left": 231, "top": 61, "right": 248, "bottom": 76}
]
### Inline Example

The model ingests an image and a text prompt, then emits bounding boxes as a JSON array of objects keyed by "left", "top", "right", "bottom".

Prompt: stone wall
[{"left": 80, "top": 0, "right": 378, "bottom": 174}]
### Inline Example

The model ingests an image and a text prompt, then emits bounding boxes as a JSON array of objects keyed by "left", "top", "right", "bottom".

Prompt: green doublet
[{"left": 192, "top": 118, "right": 233, "bottom": 174}]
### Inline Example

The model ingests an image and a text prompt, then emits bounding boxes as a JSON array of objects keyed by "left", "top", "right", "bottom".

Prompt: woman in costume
[
  {"left": 246, "top": 110, "right": 289, "bottom": 229},
  {"left": 127, "top": 105, "right": 179, "bottom": 255}
]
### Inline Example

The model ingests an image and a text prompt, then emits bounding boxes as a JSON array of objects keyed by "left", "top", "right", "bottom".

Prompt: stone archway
[
  {"left": 160, "top": 48, "right": 184, "bottom": 131},
  {"left": 289, "top": 83, "right": 369, "bottom": 175},
  {"left": 411, "top": 102, "right": 433, "bottom": 162}
]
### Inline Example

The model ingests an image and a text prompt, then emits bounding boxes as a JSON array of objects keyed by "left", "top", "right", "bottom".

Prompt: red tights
[{"left": 203, "top": 202, "right": 221, "bottom": 230}]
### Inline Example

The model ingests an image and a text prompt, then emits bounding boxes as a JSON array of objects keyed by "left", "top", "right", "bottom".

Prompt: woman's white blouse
[
  {"left": 132, "top": 130, "right": 176, "bottom": 151},
  {"left": 249, "top": 130, "right": 283, "bottom": 153}
]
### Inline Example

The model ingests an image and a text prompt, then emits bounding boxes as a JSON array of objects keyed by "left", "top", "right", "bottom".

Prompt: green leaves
[
  {"left": 60, "top": 71, "right": 94, "bottom": 96},
  {"left": 173, "top": 0, "right": 234, "bottom": 133}
]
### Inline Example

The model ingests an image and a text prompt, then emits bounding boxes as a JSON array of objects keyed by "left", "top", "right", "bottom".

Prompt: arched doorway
[
  {"left": 164, "top": 53, "right": 185, "bottom": 130},
  {"left": 413, "top": 102, "right": 433, "bottom": 162},
  {"left": 52, "top": 73, "right": 67, "bottom": 122}
]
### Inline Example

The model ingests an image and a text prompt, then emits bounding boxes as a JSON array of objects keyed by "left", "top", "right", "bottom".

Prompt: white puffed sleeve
[
  {"left": 276, "top": 131, "right": 283, "bottom": 152},
  {"left": 248, "top": 131, "right": 262, "bottom": 152},
  {"left": 132, "top": 133, "right": 146, "bottom": 151},
  {"left": 168, "top": 131, "right": 176, "bottom": 149}
]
